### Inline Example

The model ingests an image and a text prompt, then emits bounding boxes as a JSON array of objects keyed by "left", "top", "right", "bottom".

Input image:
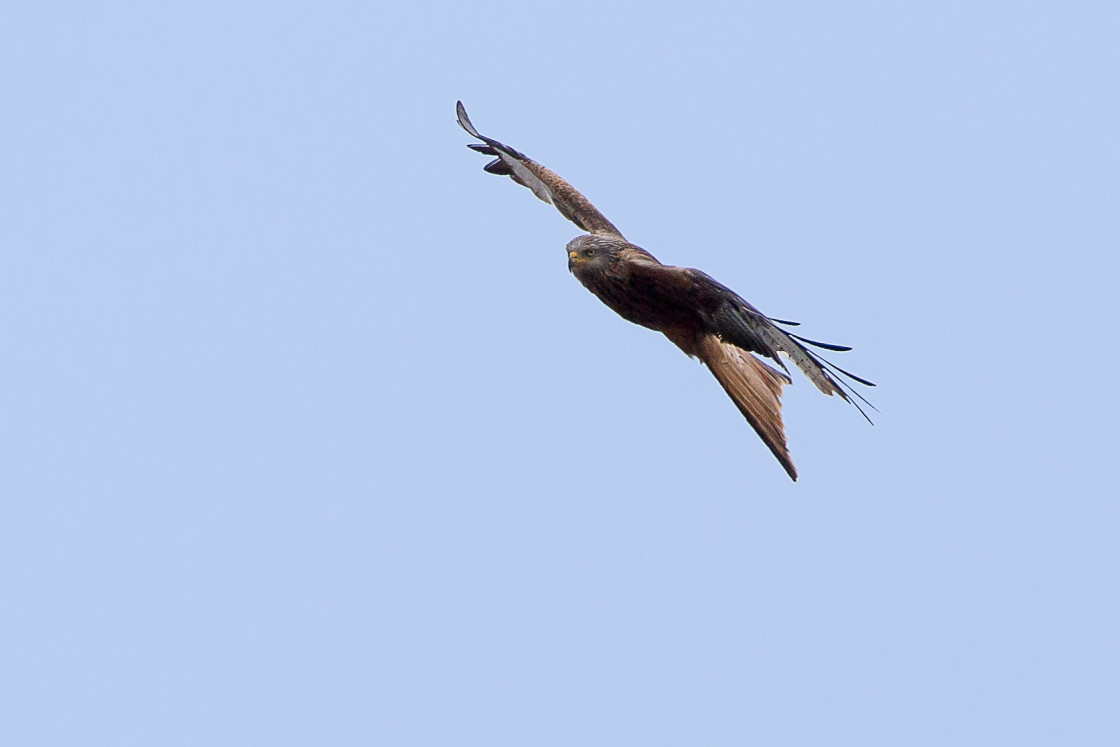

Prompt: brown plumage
[{"left": 456, "top": 101, "right": 874, "bottom": 481}]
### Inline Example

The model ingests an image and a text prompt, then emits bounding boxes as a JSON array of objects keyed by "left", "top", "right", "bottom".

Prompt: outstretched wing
[
  {"left": 456, "top": 101, "right": 625, "bottom": 239},
  {"left": 688, "top": 269, "right": 876, "bottom": 423}
]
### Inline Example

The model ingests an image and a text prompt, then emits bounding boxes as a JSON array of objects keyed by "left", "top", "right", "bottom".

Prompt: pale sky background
[{"left": 2, "top": 2, "right": 1118, "bottom": 745}]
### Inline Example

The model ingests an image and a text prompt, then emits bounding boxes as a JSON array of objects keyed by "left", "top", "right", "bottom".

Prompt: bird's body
[
  {"left": 457, "top": 102, "right": 873, "bottom": 480},
  {"left": 568, "top": 239, "right": 701, "bottom": 339}
]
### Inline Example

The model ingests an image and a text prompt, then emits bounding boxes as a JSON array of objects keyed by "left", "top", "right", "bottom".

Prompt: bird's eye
[{"left": 584, "top": 248, "right": 594, "bottom": 257}]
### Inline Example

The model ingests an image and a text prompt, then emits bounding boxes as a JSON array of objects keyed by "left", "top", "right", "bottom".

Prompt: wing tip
[{"left": 456, "top": 100, "right": 480, "bottom": 138}]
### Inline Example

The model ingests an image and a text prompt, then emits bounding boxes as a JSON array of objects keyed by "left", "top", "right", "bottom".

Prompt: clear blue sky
[{"left": 3, "top": 2, "right": 1118, "bottom": 744}]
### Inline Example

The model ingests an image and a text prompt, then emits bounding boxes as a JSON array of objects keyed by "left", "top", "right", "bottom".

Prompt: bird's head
[{"left": 566, "top": 234, "right": 625, "bottom": 275}]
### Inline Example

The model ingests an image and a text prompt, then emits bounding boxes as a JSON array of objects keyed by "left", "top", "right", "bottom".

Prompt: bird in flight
[{"left": 456, "top": 101, "right": 873, "bottom": 481}]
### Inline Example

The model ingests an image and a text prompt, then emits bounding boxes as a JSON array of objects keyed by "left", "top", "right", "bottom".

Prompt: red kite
[{"left": 457, "top": 102, "right": 873, "bottom": 480}]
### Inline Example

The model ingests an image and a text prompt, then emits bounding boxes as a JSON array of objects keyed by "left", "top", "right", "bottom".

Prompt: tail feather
[{"left": 698, "top": 334, "right": 798, "bottom": 481}]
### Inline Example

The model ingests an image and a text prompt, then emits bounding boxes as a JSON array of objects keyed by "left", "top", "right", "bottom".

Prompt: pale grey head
[{"left": 566, "top": 234, "right": 628, "bottom": 275}]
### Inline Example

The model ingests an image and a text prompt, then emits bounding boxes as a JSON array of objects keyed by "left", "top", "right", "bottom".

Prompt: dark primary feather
[{"left": 787, "top": 334, "right": 852, "bottom": 352}]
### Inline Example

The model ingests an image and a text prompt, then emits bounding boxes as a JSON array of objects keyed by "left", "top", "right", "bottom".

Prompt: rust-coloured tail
[{"left": 698, "top": 334, "right": 797, "bottom": 481}]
